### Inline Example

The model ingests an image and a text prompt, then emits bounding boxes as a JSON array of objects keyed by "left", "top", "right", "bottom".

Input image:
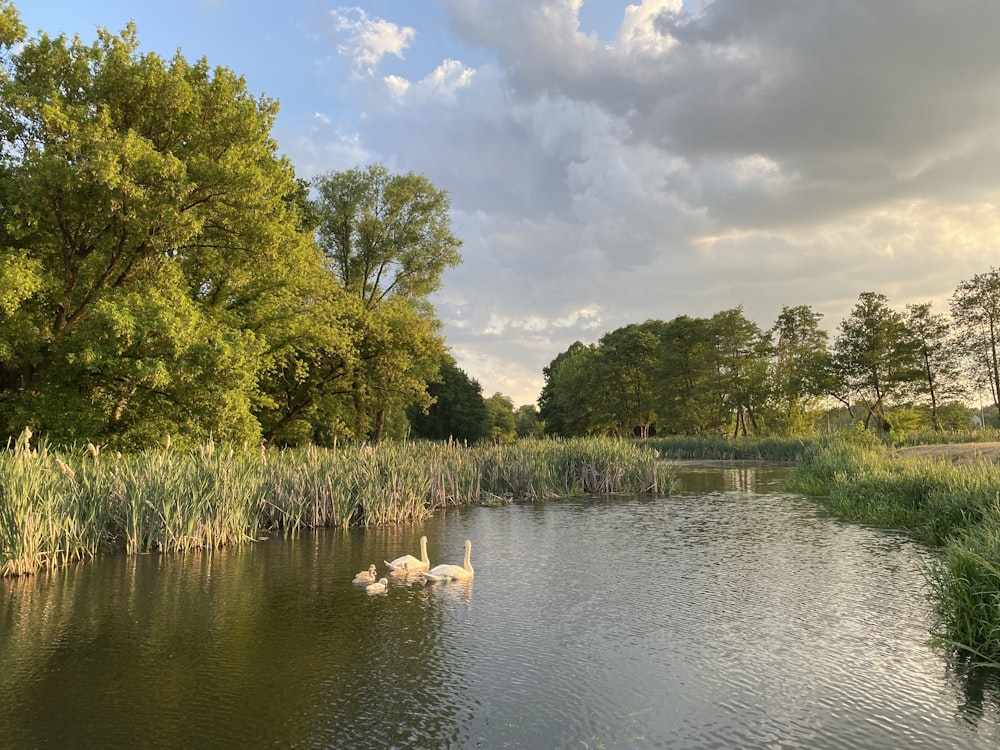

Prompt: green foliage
[
  {"left": 593, "top": 321, "right": 663, "bottom": 437},
  {"left": 0, "top": 18, "right": 326, "bottom": 448},
  {"left": 765, "top": 305, "right": 831, "bottom": 435},
  {"left": 0, "top": 14, "right": 462, "bottom": 448},
  {"left": 407, "top": 355, "right": 488, "bottom": 443},
  {"left": 927, "top": 523, "right": 1000, "bottom": 664},
  {"left": 539, "top": 341, "right": 602, "bottom": 436},
  {"left": 310, "top": 163, "right": 460, "bottom": 441},
  {"left": 655, "top": 315, "right": 724, "bottom": 435},
  {"left": 514, "top": 404, "right": 544, "bottom": 439},
  {"left": 484, "top": 392, "right": 517, "bottom": 443},
  {"left": 833, "top": 292, "right": 922, "bottom": 433},
  {"left": 951, "top": 268, "right": 1000, "bottom": 409}
]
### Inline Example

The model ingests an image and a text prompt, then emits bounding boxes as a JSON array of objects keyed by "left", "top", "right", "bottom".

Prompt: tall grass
[
  {"left": 1, "top": 437, "right": 670, "bottom": 577},
  {"left": 788, "top": 430, "right": 1000, "bottom": 663}
]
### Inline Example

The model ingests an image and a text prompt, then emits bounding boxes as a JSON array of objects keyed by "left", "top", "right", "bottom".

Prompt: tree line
[
  {"left": 0, "top": 4, "right": 483, "bottom": 449},
  {"left": 539, "top": 273, "right": 1000, "bottom": 438}
]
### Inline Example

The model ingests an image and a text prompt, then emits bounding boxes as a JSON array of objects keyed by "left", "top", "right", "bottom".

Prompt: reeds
[{"left": 1, "top": 437, "right": 671, "bottom": 577}]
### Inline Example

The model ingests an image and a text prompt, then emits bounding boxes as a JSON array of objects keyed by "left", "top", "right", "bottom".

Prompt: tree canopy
[{"left": 0, "top": 6, "right": 460, "bottom": 448}]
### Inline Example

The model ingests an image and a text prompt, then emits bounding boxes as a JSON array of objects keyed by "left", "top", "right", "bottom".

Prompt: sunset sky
[{"left": 19, "top": 1, "right": 1000, "bottom": 407}]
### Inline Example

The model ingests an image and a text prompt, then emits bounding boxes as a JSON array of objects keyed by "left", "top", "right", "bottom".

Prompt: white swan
[
  {"left": 385, "top": 535, "right": 430, "bottom": 574},
  {"left": 353, "top": 564, "right": 377, "bottom": 584},
  {"left": 422, "top": 539, "right": 474, "bottom": 582},
  {"left": 366, "top": 577, "right": 389, "bottom": 594}
]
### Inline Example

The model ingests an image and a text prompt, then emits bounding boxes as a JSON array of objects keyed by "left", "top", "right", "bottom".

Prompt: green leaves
[
  {"left": 310, "top": 162, "right": 460, "bottom": 441},
  {"left": 0, "top": 12, "right": 323, "bottom": 448}
]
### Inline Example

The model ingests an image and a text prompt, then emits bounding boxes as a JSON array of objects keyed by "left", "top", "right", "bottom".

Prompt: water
[{"left": 2, "top": 462, "right": 999, "bottom": 749}]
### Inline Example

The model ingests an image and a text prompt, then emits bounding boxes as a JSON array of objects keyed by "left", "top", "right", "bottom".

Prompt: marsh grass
[
  {"left": 1, "top": 437, "right": 669, "bottom": 576},
  {"left": 789, "top": 432, "right": 1000, "bottom": 663}
]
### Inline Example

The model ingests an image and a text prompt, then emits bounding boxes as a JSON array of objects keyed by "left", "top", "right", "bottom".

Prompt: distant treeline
[{"left": 539, "top": 277, "right": 1000, "bottom": 439}]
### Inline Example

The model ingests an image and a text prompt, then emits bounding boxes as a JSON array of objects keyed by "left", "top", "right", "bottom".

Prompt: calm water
[{"left": 2, "top": 463, "right": 999, "bottom": 749}]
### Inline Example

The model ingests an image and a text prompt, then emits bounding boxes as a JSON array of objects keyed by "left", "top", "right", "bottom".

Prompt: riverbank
[{"left": 787, "top": 434, "right": 1000, "bottom": 665}]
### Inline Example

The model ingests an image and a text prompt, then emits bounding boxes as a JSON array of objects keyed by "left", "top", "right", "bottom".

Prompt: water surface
[{"left": 1, "top": 462, "right": 998, "bottom": 748}]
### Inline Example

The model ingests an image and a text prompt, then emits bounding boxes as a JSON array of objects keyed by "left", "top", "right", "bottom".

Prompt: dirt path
[{"left": 893, "top": 442, "right": 1000, "bottom": 464}]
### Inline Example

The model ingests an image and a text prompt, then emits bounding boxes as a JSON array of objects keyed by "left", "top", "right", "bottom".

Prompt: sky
[{"left": 16, "top": 1, "right": 1000, "bottom": 407}]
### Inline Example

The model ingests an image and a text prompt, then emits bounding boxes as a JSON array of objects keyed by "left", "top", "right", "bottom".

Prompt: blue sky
[{"left": 17, "top": 1, "right": 1000, "bottom": 407}]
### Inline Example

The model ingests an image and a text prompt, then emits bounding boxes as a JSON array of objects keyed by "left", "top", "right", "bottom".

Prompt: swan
[
  {"left": 422, "top": 539, "right": 474, "bottom": 582},
  {"left": 385, "top": 535, "right": 430, "bottom": 574},
  {"left": 366, "top": 577, "right": 389, "bottom": 594},
  {"left": 353, "top": 564, "right": 377, "bottom": 584}
]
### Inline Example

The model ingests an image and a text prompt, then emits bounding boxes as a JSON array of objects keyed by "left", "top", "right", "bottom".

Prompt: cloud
[
  {"left": 289, "top": 0, "right": 1000, "bottom": 405},
  {"left": 385, "top": 59, "right": 476, "bottom": 104},
  {"left": 325, "top": 6, "right": 415, "bottom": 76}
]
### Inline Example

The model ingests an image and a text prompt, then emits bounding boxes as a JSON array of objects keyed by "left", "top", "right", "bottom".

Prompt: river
[{"left": 1, "top": 462, "right": 998, "bottom": 748}]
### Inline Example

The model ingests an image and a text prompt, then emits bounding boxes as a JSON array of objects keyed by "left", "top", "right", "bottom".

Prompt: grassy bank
[
  {"left": 0, "top": 436, "right": 669, "bottom": 577},
  {"left": 787, "top": 431, "right": 1000, "bottom": 664}
]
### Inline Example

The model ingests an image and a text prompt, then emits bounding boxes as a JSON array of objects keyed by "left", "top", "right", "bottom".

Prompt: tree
[
  {"left": 833, "top": 292, "right": 920, "bottom": 433},
  {"left": 905, "top": 302, "right": 964, "bottom": 430},
  {"left": 484, "top": 392, "right": 516, "bottom": 443},
  {"left": 408, "top": 355, "right": 488, "bottom": 443},
  {"left": 539, "top": 341, "right": 601, "bottom": 437},
  {"left": 951, "top": 268, "right": 1000, "bottom": 409},
  {"left": 514, "top": 404, "right": 543, "bottom": 438},
  {"left": 711, "top": 307, "right": 769, "bottom": 437},
  {"left": 766, "top": 305, "right": 831, "bottom": 435},
  {"left": 655, "top": 315, "right": 722, "bottom": 435},
  {"left": 311, "top": 163, "right": 461, "bottom": 440},
  {"left": 593, "top": 321, "right": 663, "bottom": 437},
  {"left": 0, "top": 16, "right": 320, "bottom": 447}
]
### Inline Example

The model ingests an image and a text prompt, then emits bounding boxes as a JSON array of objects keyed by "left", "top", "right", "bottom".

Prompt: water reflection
[{"left": 1, "top": 463, "right": 999, "bottom": 749}]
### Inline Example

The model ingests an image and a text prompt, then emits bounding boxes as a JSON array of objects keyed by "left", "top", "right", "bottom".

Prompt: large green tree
[
  {"left": 655, "top": 315, "right": 722, "bottom": 435},
  {"left": 593, "top": 321, "right": 663, "bottom": 437},
  {"left": 539, "top": 341, "right": 601, "bottom": 437},
  {"left": 483, "top": 392, "right": 516, "bottom": 443},
  {"left": 766, "top": 305, "right": 831, "bottom": 435},
  {"left": 0, "top": 13, "right": 322, "bottom": 447},
  {"left": 311, "top": 163, "right": 460, "bottom": 440},
  {"left": 711, "top": 307, "right": 769, "bottom": 437},
  {"left": 905, "top": 301, "right": 964, "bottom": 430},
  {"left": 833, "top": 292, "right": 920, "bottom": 432}
]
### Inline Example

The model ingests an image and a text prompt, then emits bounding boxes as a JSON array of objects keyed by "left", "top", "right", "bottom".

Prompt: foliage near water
[
  {"left": 787, "top": 430, "right": 1000, "bottom": 663},
  {"left": 0, "top": 436, "right": 669, "bottom": 577}
]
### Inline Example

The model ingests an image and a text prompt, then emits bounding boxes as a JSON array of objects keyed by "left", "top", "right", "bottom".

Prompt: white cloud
[
  {"left": 291, "top": 0, "right": 1000, "bottom": 406},
  {"left": 385, "top": 59, "right": 476, "bottom": 104},
  {"left": 327, "top": 7, "right": 415, "bottom": 77},
  {"left": 615, "top": 0, "right": 681, "bottom": 57}
]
